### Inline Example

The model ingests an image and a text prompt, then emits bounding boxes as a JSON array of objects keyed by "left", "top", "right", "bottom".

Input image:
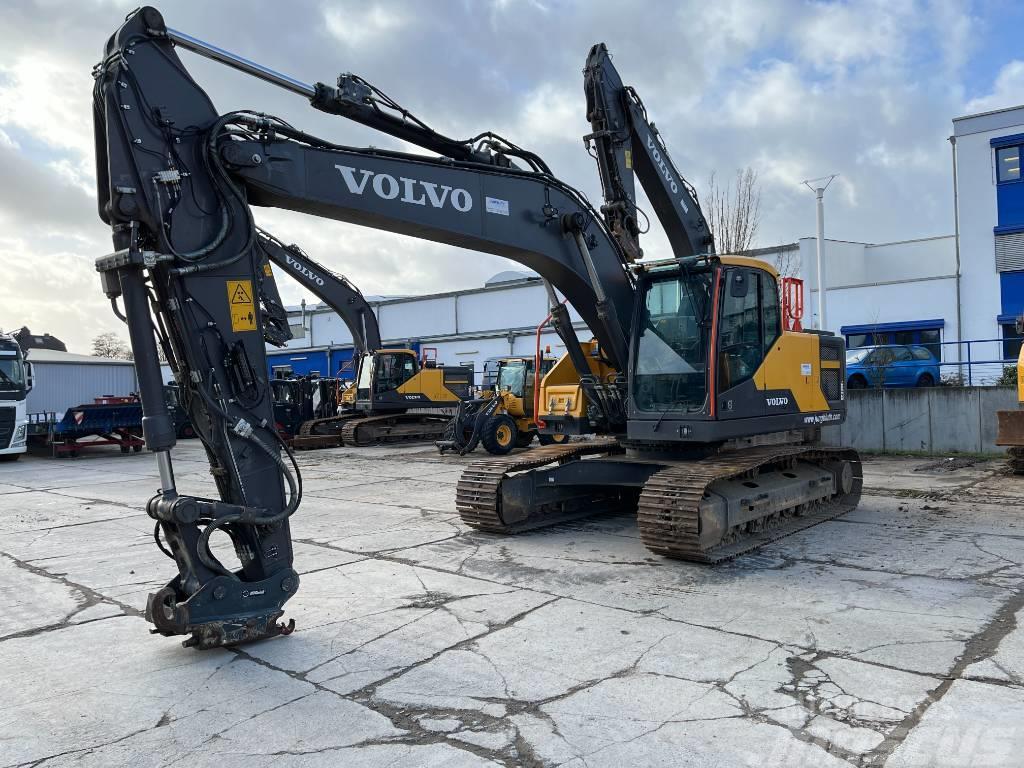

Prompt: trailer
[{"left": 45, "top": 398, "right": 145, "bottom": 457}]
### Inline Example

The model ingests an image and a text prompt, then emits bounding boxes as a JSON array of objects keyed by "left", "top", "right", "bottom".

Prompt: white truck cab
[{"left": 0, "top": 335, "right": 33, "bottom": 461}]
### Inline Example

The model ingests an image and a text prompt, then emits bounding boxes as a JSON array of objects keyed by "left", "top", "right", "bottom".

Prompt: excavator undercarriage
[{"left": 456, "top": 437, "right": 861, "bottom": 562}]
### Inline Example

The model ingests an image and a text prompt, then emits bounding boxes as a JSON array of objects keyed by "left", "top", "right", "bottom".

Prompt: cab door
[{"left": 717, "top": 268, "right": 773, "bottom": 420}]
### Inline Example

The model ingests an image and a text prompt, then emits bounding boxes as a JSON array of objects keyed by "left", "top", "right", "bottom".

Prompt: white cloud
[
  {"left": 793, "top": 0, "right": 914, "bottom": 71},
  {"left": 324, "top": 5, "right": 407, "bottom": 48},
  {"left": 964, "top": 60, "right": 1024, "bottom": 115},
  {"left": 0, "top": 0, "right": 1006, "bottom": 352},
  {"left": 722, "top": 60, "right": 809, "bottom": 127},
  {"left": 0, "top": 55, "right": 95, "bottom": 156}
]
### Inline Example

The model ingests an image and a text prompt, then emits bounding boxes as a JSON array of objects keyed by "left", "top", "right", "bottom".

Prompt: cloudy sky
[{"left": 1, "top": 0, "right": 1023, "bottom": 352}]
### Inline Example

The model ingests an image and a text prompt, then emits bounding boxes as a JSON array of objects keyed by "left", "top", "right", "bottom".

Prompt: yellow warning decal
[
  {"left": 227, "top": 279, "right": 256, "bottom": 332},
  {"left": 263, "top": 263, "right": 273, "bottom": 277},
  {"left": 624, "top": 149, "right": 632, "bottom": 169}
]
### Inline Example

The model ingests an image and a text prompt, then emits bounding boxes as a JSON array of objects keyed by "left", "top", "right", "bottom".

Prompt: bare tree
[
  {"left": 774, "top": 247, "right": 800, "bottom": 279},
  {"left": 706, "top": 168, "right": 762, "bottom": 255},
  {"left": 92, "top": 332, "right": 134, "bottom": 360}
]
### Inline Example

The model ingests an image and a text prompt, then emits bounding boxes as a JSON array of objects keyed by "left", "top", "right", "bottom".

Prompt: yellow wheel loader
[{"left": 437, "top": 355, "right": 556, "bottom": 456}]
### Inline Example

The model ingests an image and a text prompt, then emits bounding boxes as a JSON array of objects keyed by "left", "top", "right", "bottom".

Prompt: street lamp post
[{"left": 801, "top": 175, "right": 838, "bottom": 331}]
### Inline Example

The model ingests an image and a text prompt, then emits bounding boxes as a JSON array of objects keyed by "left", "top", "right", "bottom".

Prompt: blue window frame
[
  {"left": 841, "top": 320, "right": 944, "bottom": 360},
  {"left": 997, "top": 146, "right": 1021, "bottom": 183},
  {"left": 992, "top": 135, "right": 1024, "bottom": 230}
]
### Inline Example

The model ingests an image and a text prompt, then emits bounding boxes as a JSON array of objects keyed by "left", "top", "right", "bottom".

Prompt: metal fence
[{"left": 848, "top": 336, "right": 1021, "bottom": 387}]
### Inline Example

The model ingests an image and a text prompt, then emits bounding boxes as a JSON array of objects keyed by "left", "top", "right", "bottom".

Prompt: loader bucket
[{"left": 996, "top": 409, "right": 1024, "bottom": 447}]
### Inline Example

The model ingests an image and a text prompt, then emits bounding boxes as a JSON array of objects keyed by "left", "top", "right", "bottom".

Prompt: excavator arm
[
  {"left": 583, "top": 43, "right": 715, "bottom": 261},
  {"left": 256, "top": 229, "right": 382, "bottom": 354},
  {"left": 92, "top": 7, "right": 635, "bottom": 646}
]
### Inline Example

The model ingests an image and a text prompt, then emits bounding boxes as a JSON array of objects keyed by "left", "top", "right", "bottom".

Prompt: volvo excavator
[
  {"left": 92, "top": 8, "right": 860, "bottom": 648},
  {"left": 256, "top": 229, "right": 471, "bottom": 448}
]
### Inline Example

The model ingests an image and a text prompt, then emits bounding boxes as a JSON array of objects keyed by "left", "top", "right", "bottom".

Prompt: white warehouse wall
[
  {"left": 378, "top": 296, "right": 455, "bottom": 339},
  {"left": 27, "top": 361, "right": 139, "bottom": 415},
  {"left": 793, "top": 236, "right": 960, "bottom": 357}
]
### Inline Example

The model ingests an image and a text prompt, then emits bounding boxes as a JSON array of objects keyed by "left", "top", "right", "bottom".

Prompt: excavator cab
[
  {"left": 352, "top": 349, "right": 471, "bottom": 415},
  {"left": 353, "top": 350, "right": 417, "bottom": 411},
  {"left": 627, "top": 256, "right": 846, "bottom": 444},
  {"left": 494, "top": 357, "right": 554, "bottom": 416}
]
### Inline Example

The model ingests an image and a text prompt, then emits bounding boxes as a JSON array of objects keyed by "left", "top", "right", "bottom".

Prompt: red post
[{"left": 781, "top": 277, "right": 804, "bottom": 332}]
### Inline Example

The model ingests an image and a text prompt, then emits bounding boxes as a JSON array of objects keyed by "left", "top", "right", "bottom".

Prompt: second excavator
[
  {"left": 91, "top": 9, "right": 860, "bottom": 647},
  {"left": 256, "top": 229, "right": 472, "bottom": 447}
]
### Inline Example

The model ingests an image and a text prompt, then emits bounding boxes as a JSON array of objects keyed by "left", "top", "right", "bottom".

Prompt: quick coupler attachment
[{"left": 146, "top": 569, "right": 299, "bottom": 650}]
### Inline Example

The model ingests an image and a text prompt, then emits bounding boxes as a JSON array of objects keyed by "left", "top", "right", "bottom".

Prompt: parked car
[{"left": 846, "top": 345, "right": 940, "bottom": 389}]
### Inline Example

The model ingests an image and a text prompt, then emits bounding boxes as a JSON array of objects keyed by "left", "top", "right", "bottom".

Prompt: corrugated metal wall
[{"left": 26, "top": 362, "right": 139, "bottom": 415}]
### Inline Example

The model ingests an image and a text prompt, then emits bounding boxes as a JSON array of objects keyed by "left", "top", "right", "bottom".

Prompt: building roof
[
  {"left": 25, "top": 349, "right": 136, "bottom": 365},
  {"left": 953, "top": 103, "right": 1024, "bottom": 137},
  {"left": 954, "top": 103, "right": 1024, "bottom": 123}
]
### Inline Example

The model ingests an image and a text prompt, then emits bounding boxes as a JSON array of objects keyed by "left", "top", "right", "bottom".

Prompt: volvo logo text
[
  {"left": 646, "top": 134, "right": 689, "bottom": 214},
  {"left": 285, "top": 253, "right": 325, "bottom": 286},
  {"left": 335, "top": 165, "right": 473, "bottom": 213},
  {"left": 766, "top": 396, "right": 790, "bottom": 407}
]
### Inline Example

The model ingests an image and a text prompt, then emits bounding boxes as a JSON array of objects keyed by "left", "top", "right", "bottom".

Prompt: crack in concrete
[
  {"left": 864, "top": 582, "right": 1024, "bottom": 764},
  {"left": 0, "top": 550, "right": 138, "bottom": 643},
  {"left": 7, "top": 450, "right": 1024, "bottom": 767},
  {"left": 227, "top": 595, "right": 563, "bottom": 767}
]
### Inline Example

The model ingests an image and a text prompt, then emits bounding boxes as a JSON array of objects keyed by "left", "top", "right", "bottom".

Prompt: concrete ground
[{"left": 2, "top": 442, "right": 1024, "bottom": 768}]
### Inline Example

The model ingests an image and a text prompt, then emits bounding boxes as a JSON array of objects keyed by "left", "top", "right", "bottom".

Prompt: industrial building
[{"left": 953, "top": 104, "right": 1024, "bottom": 361}]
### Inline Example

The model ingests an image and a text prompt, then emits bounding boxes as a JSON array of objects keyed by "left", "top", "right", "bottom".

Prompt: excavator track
[
  {"left": 341, "top": 413, "right": 453, "bottom": 447},
  {"left": 456, "top": 438, "right": 625, "bottom": 532},
  {"left": 289, "top": 414, "right": 357, "bottom": 450},
  {"left": 637, "top": 445, "right": 862, "bottom": 563},
  {"left": 1008, "top": 447, "right": 1024, "bottom": 475},
  {"left": 457, "top": 441, "right": 862, "bottom": 563}
]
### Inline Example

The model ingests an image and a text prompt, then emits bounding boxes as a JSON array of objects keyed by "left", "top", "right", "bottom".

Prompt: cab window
[
  {"left": 761, "top": 272, "right": 781, "bottom": 355},
  {"left": 719, "top": 268, "right": 762, "bottom": 390}
]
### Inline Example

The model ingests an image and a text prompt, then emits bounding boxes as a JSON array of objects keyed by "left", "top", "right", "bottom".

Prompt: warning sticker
[
  {"left": 227, "top": 279, "right": 257, "bottom": 332},
  {"left": 263, "top": 263, "right": 273, "bottom": 277},
  {"left": 624, "top": 149, "right": 632, "bottom": 169}
]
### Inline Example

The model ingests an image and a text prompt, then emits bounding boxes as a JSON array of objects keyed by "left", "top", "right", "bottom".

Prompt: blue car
[{"left": 846, "top": 344, "right": 941, "bottom": 389}]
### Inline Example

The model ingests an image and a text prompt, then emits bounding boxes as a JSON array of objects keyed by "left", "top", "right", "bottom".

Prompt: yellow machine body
[
  {"left": 750, "top": 332, "right": 836, "bottom": 413},
  {"left": 490, "top": 356, "right": 556, "bottom": 433},
  {"left": 396, "top": 367, "right": 466, "bottom": 404},
  {"left": 538, "top": 340, "right": 617, "bottom": 424},
  {"left": 996, "top": 346, "right": 1024, "bottom": 449}
]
